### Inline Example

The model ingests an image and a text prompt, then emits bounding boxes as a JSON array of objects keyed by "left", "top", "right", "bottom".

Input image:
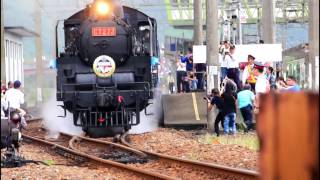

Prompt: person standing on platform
[
  {"left": 219, "top": 41, "right": 230, "bottom": 82},
  {"left": 253, "top": 62, "right": 270, "bottom": 114},
  {"left": 176, "top": 55, "right": 187, "bottom": 93},
  {"left": 225, "top": 45, "right": 241, "bottom": 91},
  {"left": 242, "top": 55, "right": 257, "bottom": 92},
  {"left": 266, "top": 66, "right": 276, "bottom": 89},
  {"left": 167, "top": 72, "right": 175, "bottom": 94}
]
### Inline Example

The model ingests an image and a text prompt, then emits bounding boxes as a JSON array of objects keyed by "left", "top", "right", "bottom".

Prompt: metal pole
[
  {"left": 309, "top": 0, "right": 319, "bottom": 90},
  {"left": 281, "top": 1, "right": 287, "bottom": 49},
  {"left": 232, "top": 25, "right": 236, "bottom": 44},
  {"left": 227, "top": 20, "right": 231, "bottom": 42},
  {"left": 262, "top": 0, "right": 275, "bottom": 44},
  {"left": 1, "top": 0, "right": 5, "bottom": 82},
  {"left": 206, "top": 0, "right": 219, "bottom": 132},
  {"left": 238, "top": 2, "right": 242, "bottom": 44},
  {"left": 257, "top": 6, "right": 261, "bottom": 42},
  {"left": 194, "top": 0, "right": 203, "bottom": 45},
  {"left": 35, "top": 0, "right": 43, "bottom": 106}
]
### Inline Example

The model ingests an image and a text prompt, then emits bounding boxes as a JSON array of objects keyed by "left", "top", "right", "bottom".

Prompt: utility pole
[
  {"left": 281, "top": 1, "right": 287, "bottom": 49},
  {"left": 257, "top": 6, "right": 261, "bottom": 42},
  {"left": 238, "top": 1, "right": 242, "bottom": 44},
  {"left": 35, "top": 0, "right": 43, "bottom": 106},
  {"left": 309, "top": 0, "right": 319, "bottom": 90},
  {"left": 206, "top": 0, "right": 219, "bottom": 131},
  {"left": 194, "top": 0, "right": 203, "bottom": 45},
  {"left": 1, "top": 0, "right": 5, "bottom": 82},
  {"left": 262, "top": 0, "right": 275, "bottom": 44}
]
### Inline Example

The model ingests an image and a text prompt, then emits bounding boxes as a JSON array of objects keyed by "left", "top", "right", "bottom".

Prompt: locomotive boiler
[{"left": 56, "top": 0, "right": 159, "bottom": 137}]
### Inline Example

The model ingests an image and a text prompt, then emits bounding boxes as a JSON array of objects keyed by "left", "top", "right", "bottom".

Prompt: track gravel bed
[
  {"left": 1, "top": 142, "right": 146, "bottom": 180},
  {"left": 127, "top": 128, "right": 258, "bottom": 171},
  {"left": 2, "top": 120, "right": 258, "bottom": 179}
]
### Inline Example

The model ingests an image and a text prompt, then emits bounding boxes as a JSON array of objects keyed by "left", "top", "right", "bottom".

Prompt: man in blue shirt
[
  {"left": 237, "top": 84, "right": 255, "bottom": 132},
  {"left": 280, "top": 76, "right": 301, "bottom": 92},
  {"left": 285, "top": 76, "right": 301, "bottom": 92},
  {"left": 180, "top": 48, "right": 193, "bottom": 72}
]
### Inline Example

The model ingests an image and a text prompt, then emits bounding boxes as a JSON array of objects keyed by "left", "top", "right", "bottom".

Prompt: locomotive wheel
[
  {"left": 112, "top": 134, "right": 121, "bottom": 143},
  {"left": 85, "top": 127, "right": 125, "bottom": 138}
]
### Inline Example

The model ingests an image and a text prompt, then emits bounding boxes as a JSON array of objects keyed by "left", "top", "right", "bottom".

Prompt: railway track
[
  {"left": 120, "top": 132, "right": 260, "bottom": 180},
  {"left": 23, "top": 118, "right": 173, "bottom": 179},
  {"left": 23, "top": 119, "right": 259, "bottom": 179}
]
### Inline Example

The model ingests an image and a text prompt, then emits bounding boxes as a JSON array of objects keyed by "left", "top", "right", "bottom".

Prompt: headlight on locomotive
[{"left": 95, "top": 0, "right": 110, "bottom": 16}]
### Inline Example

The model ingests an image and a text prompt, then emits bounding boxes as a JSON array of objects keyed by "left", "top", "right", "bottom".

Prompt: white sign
[
  {"left": 234, "top": 44, "right": 283, "bottom": 63},
  {"left": 193, "top": 45, "right": 206, "bottom": 63},
  {"left": 193, "top": 44, "right": 282, "bottom": 64}
]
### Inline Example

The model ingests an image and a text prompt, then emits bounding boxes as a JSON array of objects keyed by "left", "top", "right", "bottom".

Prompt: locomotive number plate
[{"left": 92, "top": 27, "right": 116, "bottom": 37}]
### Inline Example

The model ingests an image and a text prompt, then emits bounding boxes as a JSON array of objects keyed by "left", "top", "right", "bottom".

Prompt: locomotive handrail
[
  {"left": 55, "top": 20, "right": 64, "bottom": 58},
  {"left": 147, "top": 17, "right": 153, "bottom": 57}
]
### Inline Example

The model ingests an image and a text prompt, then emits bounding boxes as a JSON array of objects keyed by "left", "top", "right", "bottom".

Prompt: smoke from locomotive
[{"left": 56, "top": 0, "right": 159, "bottom": 137}]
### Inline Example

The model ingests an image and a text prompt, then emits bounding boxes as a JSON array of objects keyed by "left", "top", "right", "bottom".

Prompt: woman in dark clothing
[
  {"left": 221, "top": 80, "right": 237, "bottom": 135},
  {"left": 206, "top": 88, "right": 224, "bottom": 136}
]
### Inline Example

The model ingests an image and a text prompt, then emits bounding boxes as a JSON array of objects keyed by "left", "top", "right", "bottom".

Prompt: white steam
[
  {"left": 129, "top": 87, "right": 163, "bottom": 134},
  {"left": 41, "top": 93, "right": 83, "bottom": 138}
]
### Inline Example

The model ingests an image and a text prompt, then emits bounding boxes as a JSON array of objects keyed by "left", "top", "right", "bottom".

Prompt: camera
[{"left": 203, "top": 96, "right": 210, "bottom": 101}]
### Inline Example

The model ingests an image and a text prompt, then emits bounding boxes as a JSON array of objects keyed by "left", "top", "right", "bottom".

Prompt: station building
[{"left": 3, "top": 27, "right": 38, "bottom": 85}]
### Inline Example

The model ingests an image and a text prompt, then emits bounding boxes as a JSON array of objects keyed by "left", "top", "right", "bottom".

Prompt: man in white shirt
[
  {"left": 219, "top": 41, "right": 230, "bottom": 82},
  {"left": 176, "top": 57, "right": 187, "bottom": 93},
  {"left": 225, "top": 45, "right": 241, "bottom": 90},
  {"left": 5, "top": 81, "right": 24, "bottom": 110},
  {"left": 254, "top": 62, "right": 269, "bottom": 94},
  {"left": 5, "top": 80, "right": 27, "bottom": 127},
  {"left": 253, "top": 62, "right": 270, "bottom": 114}
]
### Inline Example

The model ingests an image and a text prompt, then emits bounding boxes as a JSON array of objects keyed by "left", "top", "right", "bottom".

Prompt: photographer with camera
[
  {"left": 205, "top": 88, "right": 224, "bottom": 136},
  {"left": 4, "top": 80, "right": 27, "bottom": 129}
]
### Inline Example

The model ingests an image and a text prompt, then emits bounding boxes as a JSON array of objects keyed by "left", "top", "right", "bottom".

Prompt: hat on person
[
  {"left": 13, "top": 80, "right": 21, "bottom": 88},
  {"left": 253, "top": 61, "right": 265, "bottom": 71},
  {"left": 248, "top": 54, "right": 255, "bottom": 60}
]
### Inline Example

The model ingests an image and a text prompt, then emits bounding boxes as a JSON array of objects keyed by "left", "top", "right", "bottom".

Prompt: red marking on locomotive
[{"left": 92, "top": 27, "right": 116, "bottom": 36}]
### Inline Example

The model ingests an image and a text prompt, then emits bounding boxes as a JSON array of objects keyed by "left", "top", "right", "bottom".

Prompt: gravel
[
  {"left": 128, "top": 128, "right": 258, "bottom": 171},
  {"left": 1, "top": 143, "right": 149, "bottom": 180},
  {"left": 2, "top": 127, "right": 258, "bottom": 179}
]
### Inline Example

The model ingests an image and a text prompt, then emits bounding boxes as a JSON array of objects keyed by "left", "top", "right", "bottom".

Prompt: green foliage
[
  {"left": 43, "top": 159, "right": 55, "bottom": 166},
  {"left": 218, "top": 135, "right": 259, "bottom": 151},
  {"left": 197, "top": 133, "right": 259, "bottom": 151}
]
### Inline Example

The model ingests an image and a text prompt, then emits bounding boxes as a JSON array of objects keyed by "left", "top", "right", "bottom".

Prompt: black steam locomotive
[{"left": 56, "top": 0, "right": 159, "bottom": 137}]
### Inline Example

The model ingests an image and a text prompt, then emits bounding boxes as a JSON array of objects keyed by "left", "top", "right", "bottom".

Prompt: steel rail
[
  {"left": 120, "top": 132, "right": 259, "bottom": 179},
  {"left": 22, "top": 134, "right": 175, "bottom": 180}
]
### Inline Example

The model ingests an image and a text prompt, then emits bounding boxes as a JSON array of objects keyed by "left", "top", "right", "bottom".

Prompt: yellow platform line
[{"left": 192, "top": 93, "right": 201, "bottom": 121}]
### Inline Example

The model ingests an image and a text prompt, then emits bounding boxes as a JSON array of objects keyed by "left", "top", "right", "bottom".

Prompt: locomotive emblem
[{"left": 93, "top": 55, "right": 116, "bottom": 78}]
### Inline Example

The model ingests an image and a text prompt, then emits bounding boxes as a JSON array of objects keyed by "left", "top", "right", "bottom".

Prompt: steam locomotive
[{"left": 56, "top": 0, "right": 159, "bottom": 137}]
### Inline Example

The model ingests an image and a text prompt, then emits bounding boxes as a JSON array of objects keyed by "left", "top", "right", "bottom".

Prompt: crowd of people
[
  {"left": 171, "top": 40, "right": 302, "bottom": 136},
  {"left": 1, "top": 80, "right": 27, "bottom": 129},
  {"left": 172, "top": 47, "right": 206, "bottom": 94},
  {"left": 211, "top": 41, "right": 302, "bottom": 136}
]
